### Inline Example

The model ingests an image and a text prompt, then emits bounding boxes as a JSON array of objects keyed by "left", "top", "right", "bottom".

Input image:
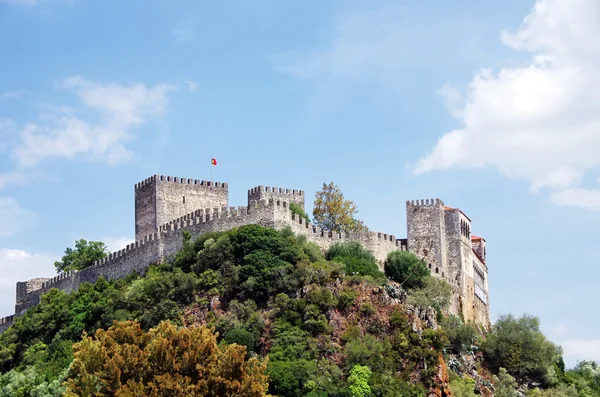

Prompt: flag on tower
[{"left": 211, "top": 158, "right": 217, "bottom": 166}]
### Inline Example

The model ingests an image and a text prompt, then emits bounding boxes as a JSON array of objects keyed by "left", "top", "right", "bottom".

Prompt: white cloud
[
  {"left": 102, "top": 236, "right": 134, "bottom": 252},
  {"left": 10, "top": 76, "right": 174, "bottom": 168},
  {"left": 549, "top": 188, "right": 600, "bottom": 210},
  {"left": 0, "top": 197, "right": 35, "bottom": 238},
  {"left": 0, "top": 248, "right": 56, "bottom": 317},
  {"left": 561, "top": 338, "right": 600, "bottom": 365},
  {"left": 414, "top": 0, "right": 600, "bottom": 210},
  {"left": 172, "top": 27, "right": 194, "bottom": 42}
]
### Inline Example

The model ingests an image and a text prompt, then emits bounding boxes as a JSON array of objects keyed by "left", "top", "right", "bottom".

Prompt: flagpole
[{"left": 210, "top": 155, "right": 213, "bottom": 187}]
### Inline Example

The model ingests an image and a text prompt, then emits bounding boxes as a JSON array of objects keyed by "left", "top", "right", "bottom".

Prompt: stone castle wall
[
  {"left": 7, "top": 198, "right": 406, "bottom": 327},
  {"left": 0, "top": 179, "right": 490, "bottom": 334},
  {"left": 135, "top": 175, "right": 229, "bottom": 240},
  {"left": 248, "top": 185, "right": 305, "bottom": 211}
]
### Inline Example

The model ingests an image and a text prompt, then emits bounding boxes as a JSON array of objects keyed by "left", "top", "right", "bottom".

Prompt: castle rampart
[
  {"left": 3, "top": 176, "right": 490, "bottom": 335},
  {"left": 0, "top": 315, "right": 14, "bottom": 334},
  {"left": 248, "top": 185, "right": 305, "bottom": 211},
  {"left": 135, "top": 174, "right": 229, "bottom": 240}
]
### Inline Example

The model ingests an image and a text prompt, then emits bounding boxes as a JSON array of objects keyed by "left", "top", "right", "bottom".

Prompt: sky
[{"left": 0, "top": 0, "right": 599, "bottom": 368}]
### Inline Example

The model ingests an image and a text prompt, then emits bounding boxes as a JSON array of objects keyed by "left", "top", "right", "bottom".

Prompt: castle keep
[{"left": 0, "top": 175, "right": 491, "bottom": 334}]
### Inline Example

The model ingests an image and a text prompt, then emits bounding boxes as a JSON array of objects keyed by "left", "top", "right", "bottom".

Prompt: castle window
[
  {"left": 435, "top": 267, "right": 439, "bottom": 274},
  {"left": 428, "top": 263, "right": 432, "bottom": 269},
  {"left": 183, "top": 196, "right": 185, "bottom": 204}
]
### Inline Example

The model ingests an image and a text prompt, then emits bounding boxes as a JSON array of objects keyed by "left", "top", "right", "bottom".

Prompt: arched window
[{"left": 435, "top": 267, "right": 439, "bottom": 274}]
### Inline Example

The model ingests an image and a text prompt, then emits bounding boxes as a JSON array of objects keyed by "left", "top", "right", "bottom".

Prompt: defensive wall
[
  {"left": 0, "top": 176, "right": 490, "bottom": 333},
  {"left": 2, "top": 196, "right": 406, "bottom": 331}
]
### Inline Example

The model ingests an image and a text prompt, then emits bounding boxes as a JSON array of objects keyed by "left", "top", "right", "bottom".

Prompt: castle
[{"left": 0, "top": 175, "right": 491, "bottom": 334}]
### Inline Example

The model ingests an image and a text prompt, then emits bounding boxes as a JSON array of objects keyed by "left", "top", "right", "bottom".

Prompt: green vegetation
[
  {"left": 53, "top": 239, "right": 108, "bottom": 273},
  {"left": 384, "top": 251, "right": 429, "bottom": 289},
  {"left": 0, "top": 223, "right": 598, "bottom": 396},
  {"left": 289, "top": 203, "right": 311, "bottom": 224},
  {"left": 64, "top": 320, "right": 270, "bottom": 396},
  {"left": 312, "top": 182, "right": 368, "bottom": 235}
]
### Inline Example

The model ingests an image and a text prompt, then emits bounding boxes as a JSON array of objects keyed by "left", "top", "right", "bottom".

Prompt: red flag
[{"left": 211, "top": 158, "right": 217, "bottom": 166}]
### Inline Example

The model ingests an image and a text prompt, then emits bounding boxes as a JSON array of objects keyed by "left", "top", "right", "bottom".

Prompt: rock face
[{"left": 431, "top": 354, "right": 453, "bottom": 397}]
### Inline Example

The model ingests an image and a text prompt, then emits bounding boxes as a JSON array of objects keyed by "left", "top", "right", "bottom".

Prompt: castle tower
[
  {"left": 406, "top": 198, "right": 449, "bottom": 277},
  {"left": 135, "top": 175, "right": 228, "bottom": 240},
  {"left": 248, "top": 185, "right": 305, "bottom": 210}
]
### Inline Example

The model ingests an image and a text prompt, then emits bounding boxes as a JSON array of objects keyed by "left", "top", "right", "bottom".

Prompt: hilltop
[{"left": 0, "top": 224, "right": 598, "bottom": 396}]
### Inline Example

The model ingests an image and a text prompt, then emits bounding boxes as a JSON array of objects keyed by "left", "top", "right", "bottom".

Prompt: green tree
[
  {"left": 54, "top": 239, "right": 108, "bottom": 273},
  {"left": 494, "top": 368, "right": 518, "bottom": 397},
  {"left": 64, "top": 320, "right": 272, "bottom": 396},
  {"left": 441, "top": 315, "right": 478, "bottom": 354},
  {"left": 482, "top": 314, "right": 562, "bottom": 387},
  {"left": 406, "top": 275, "right": 453, "bottom": 312},
  {"left": 348, "top": 365, "right": 372, "bottom": 397},
  {"left": 384, "top": 251, "right": 430, "bottom": 289},
  {"left": 449, "top": 375, "right": 477, "bottom": 397},
  {"left": 313, "top": 182, "right": 368, "bottom": 235}
]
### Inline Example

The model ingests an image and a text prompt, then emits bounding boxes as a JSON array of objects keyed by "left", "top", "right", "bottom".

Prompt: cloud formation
[
  {"left": 10, "top": 76, "right": 173, "bottom": 168},
  {"left": 415, "top": 0, "right": 600, "bottom": 210},
  {"left": 102, "top": 236, "right": 134, "bottom": 252},
  {"left": 0, "top": 248, "right": 56, "bottom": 317},
  {"left": 0, "top": 198, "right": 35, "bottom": 238}
]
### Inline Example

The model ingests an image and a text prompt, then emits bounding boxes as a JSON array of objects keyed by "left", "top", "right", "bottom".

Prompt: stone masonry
[{"left": 0, "top": 175, "right": 491, "bottom": 334}]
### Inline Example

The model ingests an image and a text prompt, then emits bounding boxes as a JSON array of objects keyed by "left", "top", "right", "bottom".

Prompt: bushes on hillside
[
  {"left": 384, "top": 251, "right": 429, "bottom": 289},
  {"left": 482, "top": 314, "right": 562, "bottom": 387},
  {"left": 326, "top": 242, "right": 384, "bottom": 280}
]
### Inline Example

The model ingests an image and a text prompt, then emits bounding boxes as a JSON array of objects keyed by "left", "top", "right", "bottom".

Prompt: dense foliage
[
  {"left": 384, "top": 251, "right": 429, "bottom": 289},
  {"left": 53, "top": 239, "right": 108, "bottom": 273},
  {"left": 312, "top": 182, "right": 367, "bottom": 235},
  {"left": 64, "top": 320, "right": 271, "bottom": 396},
  {"left": 0, "top": 224, "right": 598, "bottom": 396}
]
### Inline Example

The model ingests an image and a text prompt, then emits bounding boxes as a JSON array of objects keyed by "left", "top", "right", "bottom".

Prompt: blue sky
[{"left": 1, "top": 0, "right": 599, "bottom": 368}]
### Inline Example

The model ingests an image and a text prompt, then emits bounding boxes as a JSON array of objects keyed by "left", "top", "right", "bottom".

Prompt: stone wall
[
  {"left": 0, "top": 315, "right": 14, "bottom": 334},
  {"left": 135, "top": 175, "right": 229, "bottom": 240},
  {"left": 248, "top": 185, "right": 305, "bottom": 211},
  {"left": 274, "top": 200, "right": 407, "bottom": 264},
  {"left": 3, "top": 178, "right": 491, "bottom": 335},
  {"left": 407, "top": 199, "right": 448, "bottom": 277},
  {"left": 9, "top": 198, "right": 405, "bottom": 321}
]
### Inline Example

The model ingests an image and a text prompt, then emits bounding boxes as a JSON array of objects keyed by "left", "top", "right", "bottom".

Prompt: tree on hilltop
[
  {"left": 312, "top": 182, "right": 368, "bottom": 235},
  {"left": 54, "top": 239, "right": 108, "bottom": 273}
]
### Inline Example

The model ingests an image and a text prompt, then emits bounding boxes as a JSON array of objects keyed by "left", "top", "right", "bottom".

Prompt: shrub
[
  {"left": 338, "top": 288, "right": 359, "bottom": 310},
  {"left": 290, "top": 203, "right": 311, "bottom": 224},
  {"left": 482, "top": 314, "right": 562, "bottom": 387},
  {"left": 326, "top": 242, "right": 375, "bottom": 263},
  {"left": 384, "top": 251, "right": 429, "bottom": 289},
  {"left": 441, "top": 315, "right": 478, "bottom": 354},
  {"left": 223, "top": 327, "right": 257, "bottom": 355}
]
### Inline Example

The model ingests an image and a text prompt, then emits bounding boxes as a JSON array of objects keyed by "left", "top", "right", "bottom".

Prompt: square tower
[
  {"left": 134, "top": 175, "right": 229, "bottom": 240},
  {"left": 248, "top": 185, "right": 305, "bottom": 210},
  {"left": 406, "top": 198, "right": 448, "bottom": 277}
]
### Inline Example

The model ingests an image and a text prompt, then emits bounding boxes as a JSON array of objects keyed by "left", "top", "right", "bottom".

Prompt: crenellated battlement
[
  {"left": 2, "top": 175, "right": 490, "bottom": 335},
  {"left": 135, "top": 175, "right": 228, "bottom": 190},
  {"left": 0, "top": 315, "right": 14, "bottom": 334},
  {"left": 41, "top": 270, "right": 76, "bottom": 289},
  {"left": 406, "top": 198, "right": 444, "bottom": 207},
  {"left": 248, "top": 186, "right": 304, "bottom": 196},
  {"left": 248, "top": 185, "right": 305, "bottom": 211}
]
